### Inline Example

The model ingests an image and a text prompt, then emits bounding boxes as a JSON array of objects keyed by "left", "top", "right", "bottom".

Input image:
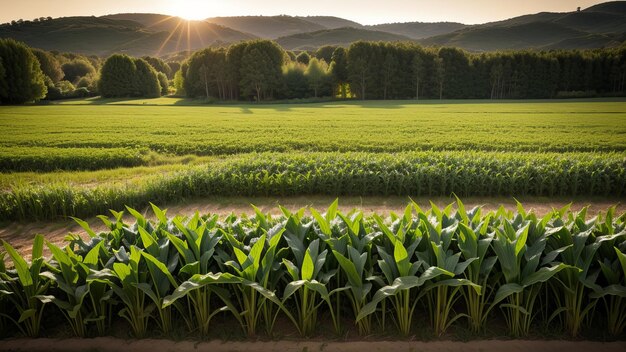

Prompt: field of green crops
[
  {"left": 1, "top": 201, "right": 625, "bottom": 339},
  {"left": 0, "top": 98, "right": 625, "bottom": 220}
]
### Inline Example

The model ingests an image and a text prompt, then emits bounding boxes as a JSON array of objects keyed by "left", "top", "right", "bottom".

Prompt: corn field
[
  {"left": 1, "top": 200, "right": 625, "bottom": 339},
  {"left": 1, "top": 152, "right": 624, "bottom": 221}
]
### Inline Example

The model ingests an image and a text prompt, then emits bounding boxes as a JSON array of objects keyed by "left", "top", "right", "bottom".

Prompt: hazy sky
[{"left": 0, "top": 0, "right": 610, "bottom": 25}]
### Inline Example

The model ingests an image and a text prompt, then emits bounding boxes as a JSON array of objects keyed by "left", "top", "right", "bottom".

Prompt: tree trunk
[
  {"left": 416, "top": 77, "right": 419, "bottom": 101},
  {"left": 204, "top": 71, "right": 209, "bottom": 99}
]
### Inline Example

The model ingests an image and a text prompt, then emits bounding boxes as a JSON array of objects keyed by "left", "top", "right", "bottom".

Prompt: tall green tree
[
  {"left": 305, "top": 58, "right": 329, "bottom": 98},
  {"left": 315, "top": 46, "right": 337, "bottom": 64},
  {"left": 133, "top": 58, "right": 161, "bottom": 98},
  {"left": 98, "top": 54, "right": 137, "bottom": 98},
  {"left": 412, "top": 53, "right": 424, "bottom": 100},
  {"left": 0, "top": 38, "right": 47, "bottom": 104},
  {"left": 434, "top": 57, "right": 445, "bottom": 100},
  {"left": 282, "top": 62, "right": 310, "bottom": 99},
  {"left": 32, "top": 49, "right": 64, "bottom": 83},
  {"left": 61, "top": 59, "right": 96, "bottom": 83},
  {"left": 239, "top": 40, "right": 284, "bottom": 102},
  {"left": 347, "top": 42, "right": 373, "bottom": 100},
  {"left": 330, "top": 47, "right": 349, "bottom": 98},
  {"left": 184, "top": 48, "right": 228, "bottom": 100},
  {"left": 142, "top": 56, "right": 172, "bottom": 78}
]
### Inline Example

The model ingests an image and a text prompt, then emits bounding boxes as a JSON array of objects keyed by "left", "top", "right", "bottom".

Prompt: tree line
[
  {"left": 178, "top": 40, "right": 625, "bottom": 101},
  {"left": 0, "top": 37, "right": 625, "bottom": 104}
]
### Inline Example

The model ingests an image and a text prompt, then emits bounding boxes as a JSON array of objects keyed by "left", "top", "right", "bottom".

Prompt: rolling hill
[
  {"left": 424, "top": 1, "right": 626, "bottom": 51},
  {"left": 368, "top": 22, "right": 467, "bottom": 39},
  {"left": 205, "top": 16, "right": 326, "bottom": 39},
  {"left": 276, "top": 27, "right": 412, "bottom": 50},
  {"left": 0, "top": 15, "right": 255, "bottom": 56},
  {"left": 296, "top": 16, "right": 363, "bottom": 29}
]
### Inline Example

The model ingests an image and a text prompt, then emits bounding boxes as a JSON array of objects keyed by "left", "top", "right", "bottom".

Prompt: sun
[{"left": 167, "top": 0, "right": 212, "bottom": 21}]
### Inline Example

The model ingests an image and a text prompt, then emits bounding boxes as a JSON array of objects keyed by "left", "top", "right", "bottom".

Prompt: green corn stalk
[
  {"left": 282, "top": 237, "right": 343, "bottom": 336},
  {"left": 457, "top": 221, "right": 497, "bottom": 333},
  {"left": 491, "top": 220, "right": 571, "bottom": 337},
  {"left": 64, "top": 218, "right": 115, "bottom": 336},
  {"left": 162, "top": 213, "right": 237, "bottom": 337},
  {"left": 89, "top": 246, "right": 151, "bottom": 338},
  {"left": 135, "top": 212, "right": 184, "bottom": 336},
  {"left": 42, "top": 241, "right": 109, "bottom": 337},
  {"left": 416, "top": 219, "right": 481, "bottom": 336},
  {"left": 0, "top": 235, "right": 53, "bottom": 337},
  {"left": 220, "top": 222, "right": 288, "bottom": 337},
  {"left": 592, "top": 247, "right": 626, "bottom": 336},
  {"left": 546, "top": 207, "right": 626, "bottom": 337},
  {"left": 357, "top": 226, "right": 453, "bottom": 336}
]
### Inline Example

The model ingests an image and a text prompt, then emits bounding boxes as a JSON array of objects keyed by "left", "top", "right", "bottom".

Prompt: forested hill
[
  {"left": 422, "top": 1, "right": 626, "bottom": 51},
  {"left": 276, "top": 27, "right": 413, "bottom": 50},
  {"left": 0, "top": 15, "right": 256, "bottom": 56},
  {"left": 0, "top": 1, "right": 624, "bottom": 56}
]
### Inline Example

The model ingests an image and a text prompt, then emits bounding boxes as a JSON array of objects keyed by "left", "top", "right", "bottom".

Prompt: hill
[
  {"left": 296, "top": 16, "right": 363, "bottom": 29},
  {"left": 102, "top": 13, "right": 257, "bottom": 53},
  {"left": 583, "top": 1, "right": 626, "bottom": 14},
  {"left": 205, "top": 16, "right": 325, "bottom": 39},
  {"left": 419, "top": 2, "right": 626, "bottom": 51},
  {"left": 276, "top": 27, "right": 412, "bottom": 50},
  {"left": 368, "top": 22, "right": 467, "bottom": 39},
  {"left": 420, "top": 22, "right": 594, "bottom": 51},
  {"left": 0, "top": 14, "right": 255, "bottom": 56}
]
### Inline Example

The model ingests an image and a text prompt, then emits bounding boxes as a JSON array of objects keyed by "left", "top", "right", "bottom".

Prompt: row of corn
[{"left": 1, "top": 200, "right": 625, "bottom": 339}]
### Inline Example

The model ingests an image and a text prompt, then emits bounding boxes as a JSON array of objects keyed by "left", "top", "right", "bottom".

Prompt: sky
[{"left": 0, "top": 0, "right": 611, "bottom": 25}]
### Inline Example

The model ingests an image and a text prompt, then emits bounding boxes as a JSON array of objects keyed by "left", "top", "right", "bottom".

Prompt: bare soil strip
[
  {"left": 0, "top": 338, "right": 624, "bottom": 352},
  {"left": 1, "top": 196, "right": 623, "bottom": 258}
]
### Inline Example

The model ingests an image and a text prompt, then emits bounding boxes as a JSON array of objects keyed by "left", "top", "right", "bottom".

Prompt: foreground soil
[
  {"left": 1, "top": 195, "right": 623, "bottom": 258},
  {"left": 0, "top": 338, "right": 624, "bottom": 352}
]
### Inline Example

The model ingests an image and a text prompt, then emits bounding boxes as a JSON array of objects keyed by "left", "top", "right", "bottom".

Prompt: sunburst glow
[{"left": 166, "top": 0, "right": 212, "bottom": 21}]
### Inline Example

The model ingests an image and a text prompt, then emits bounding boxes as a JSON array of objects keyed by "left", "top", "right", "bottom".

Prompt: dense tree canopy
[
  {"left": 315, "top": 46, "right": 337, "bottom": 64},
  {"left": 143, "top": 56, "right": 172, "bottom": 78},
  {"left": 61, "top": 59, "right": 96, "bottom": 83},
  {"left": 0, "top": 38, "right": 47, "bottom": 104},
  {"left": 133, "top": 58, "right": 161, "bottom": 98},
  {"left": 184, "top": 48, "right": 228, "bottom": 99},
  {"left": 98, "top": 54, "right": 136, "bottom": 98},
  {"left": 240, "top": 40, "right": 285, "bottom": 101},
  {"left": 296, "top": 52, "right": 310, "bottom": 65},
  {"left": 32, "top": 49, "right": 64, "bottom": 83}
]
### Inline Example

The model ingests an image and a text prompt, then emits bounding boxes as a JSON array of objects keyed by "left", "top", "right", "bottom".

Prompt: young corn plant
[
  {"left": 329, "top": 208, "right": 378, "bottom": 335},
  {"left": 136, "top": 223, "right": 182, "bottom": 336},
  {"left": 89, "top": 246, "right": 151, "bottom": 338},
  {"left": 357, "top": 226, "right": 453, "bottom": 336},
  {"left": 546, "top": 207, "right": 626, "bottom": 337},
  {"left": 457, "top": 221, "right": 497, "bottom": 334},
  {"left": 491, "top": 219, "right": 570, "bottom": 337},
  {"left": 220, "top": 226, "right": 288, "bottom": 337},
  {"left": 282, "top": 236, "right": 341, "bottom": 336},
  {"left": 592, "top": 246, "right": 626, "bottom": 336},
  {"left": 0, "top": 235, "right": 52, "bottom": 337},
  {"left": 332, "top": 244, "right": 373, "bottom": 335},
  {"left": 417, "top": 219, "right": 481, "bottom": 336},
  {"left": 43, "top": 241, "right": 109, "bottom": 337},
  {"left": 161, "top": 214, "right": 240, "bottom": 337},
  {"left": 64, "top": 220, "right": 115, "bottom": 336}
]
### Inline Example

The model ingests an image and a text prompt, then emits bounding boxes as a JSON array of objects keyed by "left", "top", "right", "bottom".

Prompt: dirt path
[
  {"left": 1, "top": 196, "right": 623, "bottom": 258},
  {"left": 0, "top": 338, "right": 624, "bottom": 352}
]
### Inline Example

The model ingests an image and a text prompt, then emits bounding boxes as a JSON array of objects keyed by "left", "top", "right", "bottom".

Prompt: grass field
[{"left": 0, "top": 98, "right": 624, "bottom": 220}]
